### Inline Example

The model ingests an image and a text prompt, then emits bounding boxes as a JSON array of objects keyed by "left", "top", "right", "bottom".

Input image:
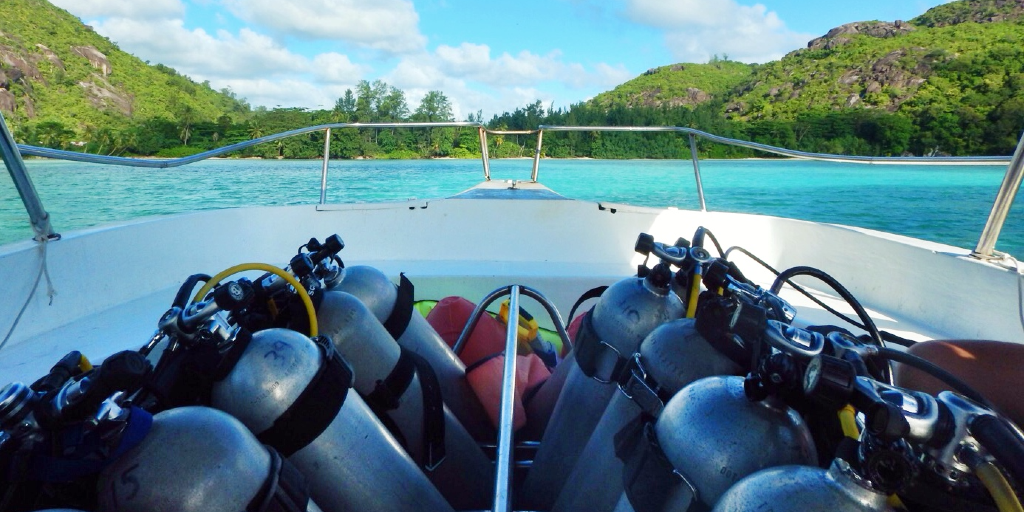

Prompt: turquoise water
[{"left": 1, "top": 158, "right": 1021, "bottom": 256}]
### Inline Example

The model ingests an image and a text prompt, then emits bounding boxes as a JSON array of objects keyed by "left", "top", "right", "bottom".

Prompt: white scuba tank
[
  {"left": 316, "top": 291, "right": 494, "bottom": 510},
  {"left": 325, "top": 265, "right": 492, "bottom": 440},
  {"left": 551, "top": 318, "right": 742, "bottom": 512},
  {"left": 210, "top": 328, "right": 455, "bottom": 512},
  {"left": 519, "top": 263, "right": 684, "bottom": 511},
  {"left": 611, "top": 376, "right": 818, "bottom": 512},
  {"left": 713, "top": 460, "right": 893, "bottom": 512},
  {"left": 97, "top": 406, "right": 317, "bottom": 512}
]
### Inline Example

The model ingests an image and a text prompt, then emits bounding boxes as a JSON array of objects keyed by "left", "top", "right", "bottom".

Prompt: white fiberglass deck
[{"left": 1, "top": 181, "right": 1021, "bottom": 383}]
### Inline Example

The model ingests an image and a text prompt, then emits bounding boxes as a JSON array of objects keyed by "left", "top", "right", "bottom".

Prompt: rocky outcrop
[
  {"left": 71, "top": 46, "right": 111, "bottom": 76},
  {"left": 78, "top": 74, "right": 131, "bottom": 114},
  {"left": 628, "top": 86, "right": 711, "bottom": 108},
  {"left": 0, "top": 45, "right": 42, "bottom": 81},
  {"left": 0, "top": 89, "right": 15, "bottom": 113},
  {"left": 35, "top": 44, "right": 64, "bottom": 71},
  {"left": 914, "top": 0, "right": 1024, "bottom": 27},
  {"left": 808, "top": 21, "right": 915, "bottom": 50}
]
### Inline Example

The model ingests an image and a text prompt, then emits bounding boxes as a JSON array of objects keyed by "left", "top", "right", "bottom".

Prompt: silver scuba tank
[
  {"left": 612, "top": 376, "right": 818, "bottom": 512},
  {"left": 325, "top": 265, "right": 492, "bottom": 440},
  {"left": 210, "top": 328, "right": 455, "bottom": 512},
  {"left": 316, "top": 291, "right": 494, "bottom": 510},
  {"left": 97, "top": 406, "right": 316, "bottom": 512},
  {"left": 552, "top": 318, "right": 742, "bottom": 512},
  {"left": 713, "top": 460, "right": 893, "bottom": 512},
  {"left": 520, "top": 263, "right": 684, "bottom": 510}
]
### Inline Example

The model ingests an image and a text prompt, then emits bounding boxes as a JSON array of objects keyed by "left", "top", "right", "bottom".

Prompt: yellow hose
[
  {"left": 78, "top": 354, "right": 93, "bottom": 372},
  {"left": 685, "top": 270, "right": 702, "bottom": 318},
  {"left": 192, "top": 263, "right": 318, "bottom": 337},
  {"left": 977, "top": 461, "right": 1024, "bottom": 512},
  {"left": 839, "top": 404, "right": 859, "bottom": 439}
]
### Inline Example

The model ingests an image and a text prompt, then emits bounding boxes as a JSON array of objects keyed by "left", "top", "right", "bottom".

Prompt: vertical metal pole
[
  {"left": 973, "top": 129, "right": 1024, "bottom": 259},
  {"left": 479, "top": 127, "right": 491, "bottom": 181},
  {"left": 0, "top": 112, "right": 54, "bottom": 240},
  {"left": 688, "top": 134, "right": 707, "bottom": 212},
  {"left": 319, "top": 128, "right": 332, "bottom": 205},
  {"left": 531, "top": 130, "right": 544, "bottom": 182},
  {"left": 493, "top": 285, "right": 521, "bottom": 512}
]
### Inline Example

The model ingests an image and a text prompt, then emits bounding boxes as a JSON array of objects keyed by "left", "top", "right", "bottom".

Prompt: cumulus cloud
[
  {"left": 624, "top": 0, "right": 813, "bottom": 63},
  {"left": 222, "top": 0, "right": 426, "bottom": 54},
  {"left": 50, "top": 0, "right": 184, "bottom": 20}
]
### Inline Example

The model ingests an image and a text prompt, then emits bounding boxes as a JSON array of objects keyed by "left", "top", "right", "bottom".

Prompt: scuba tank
[
  {"left": 316, "top": 291, "right": 494, "bottom": 510},
  {"left": 713, "top": 460, "right": 893, "bottom": 512},
  {"left": 210, "top": 328, "right": 454, "bottom": 512},
  {"left": 613, "top": 376, "right": 817, "bottom": 512},
  {"left": 324, "top": 265, "right": 492, "bottom": 440},
  {"left": 519, "top": 259, "right": 684, "bottom": 510},
  {"left": 551, "top": 318, "right": 742, "bottom": 512},
  {"left": 97, "top": 406, "right": 316, "bottom": 512}
]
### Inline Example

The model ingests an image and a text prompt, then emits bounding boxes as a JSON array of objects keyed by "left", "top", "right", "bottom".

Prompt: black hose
[
  {"left": 872, "top": 347, "right": 995, "bottom": 410},
  {"left": 770, "top": 266, "right": 884, "bottom": 348},
  {"left": 971, "top": 414, "right": 1024, "bottom": 484},
  {"left": 725, "top": 246, "right": 914, "bottom": 347},
  {"left": 693, "top": 226, "right": 725, "bottom": 257},
  {"left": 172, "top": 273, "right": 212, "bottom": 308}
]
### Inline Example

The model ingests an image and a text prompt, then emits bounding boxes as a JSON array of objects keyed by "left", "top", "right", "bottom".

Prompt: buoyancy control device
[
  {"left": 518, "top": 233, "right": 687, "bottom": 510},
  {"left": 211, "top": 328, "right": 455, "bottom": 512}
]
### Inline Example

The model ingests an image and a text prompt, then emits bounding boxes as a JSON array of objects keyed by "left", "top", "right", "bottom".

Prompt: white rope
[{"left": 0, "top": 237, "right": 55, "bottom": 353}]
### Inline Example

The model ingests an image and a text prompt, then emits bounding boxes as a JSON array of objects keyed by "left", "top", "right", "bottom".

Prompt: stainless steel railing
[{"left": 3, "top": 115, "right": 1021, "bottom": 259}]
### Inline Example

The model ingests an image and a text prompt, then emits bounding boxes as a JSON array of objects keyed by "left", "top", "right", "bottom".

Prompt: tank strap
[
  {"left": 567, "top": 285, "right": 607, "bottom": 325},
  {"left": 615, "top": 418, "right": 704, "bottom": 512},
  {"left": 247, "top": 448, "right": 311, "bottom": 512},
  {"left": 618, "top": 355, "right": 667, "bottom": 418},
  {"left": 407, "top": 350, "right": 447, "bottom": 470},
  {"left": 256, "top": 336, "right": 354, "bottom": 457},
  {"left": 382, "top": 273, "right": 415, "bottom": 340},
  {"left": 363, "top": 347, "right": 447, "bottom": 469},
  {"left": 575, "top": 311, "right": 630, "bottom": 384}
]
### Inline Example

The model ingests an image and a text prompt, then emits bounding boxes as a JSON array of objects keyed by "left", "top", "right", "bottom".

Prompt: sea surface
[{"left": 1, "top": 158, "right": 1021, "bottom": 256}]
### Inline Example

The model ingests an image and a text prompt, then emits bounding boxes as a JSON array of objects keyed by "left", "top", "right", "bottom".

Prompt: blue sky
[{"left": 50, "top": 0, "right": 951, "bottom": 119}]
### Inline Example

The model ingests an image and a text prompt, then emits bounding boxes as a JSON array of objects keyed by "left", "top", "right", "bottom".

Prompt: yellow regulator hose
[
  {"left": 839, "top": 405, "right": 859, "bottom": 439},
  {"left": 192, "top": 263, "right": 318, "bottom": 337},
  {"left": 685, "top": 268, "right": 703, "bottom": 318},
  {"left": 977, "top": 461, "right": 1024, "bottom": 512}
]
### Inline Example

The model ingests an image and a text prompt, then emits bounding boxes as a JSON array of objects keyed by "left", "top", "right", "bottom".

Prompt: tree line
[{"left": 13, "top": 78, "right": 1021, "bottom": 160}]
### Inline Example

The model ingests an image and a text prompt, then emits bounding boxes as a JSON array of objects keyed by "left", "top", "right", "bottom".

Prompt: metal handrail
[{"left": 5, "top": 118, "right": 1021, "bottom": 258}]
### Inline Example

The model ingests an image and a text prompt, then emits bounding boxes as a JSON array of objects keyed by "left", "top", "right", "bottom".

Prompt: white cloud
[
  {"left": 222, "top": 0, "right": 426, "bottom": 54},
  {"left": 215, "top": 78, "right": 352, "bottom": 110},
  {"left": 312, "top": 53, "right": 368, "bottom": 84},
  {"left": 624, "top": 0, "right": 813, "bottom": 63},
  {"left": 50, "top": 0, "right": 184, "bottom": 20}
]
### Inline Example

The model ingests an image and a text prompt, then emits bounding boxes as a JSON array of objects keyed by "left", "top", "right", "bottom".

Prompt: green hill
[
  {"left": 586, "top": 0, "right": 1024, "bottom": 156},
  {"left": 0, "top": 0, "right": 249, "bottom": 152},
  {"left": 591, "top": 59, "right": 754, "bottom": 109}
]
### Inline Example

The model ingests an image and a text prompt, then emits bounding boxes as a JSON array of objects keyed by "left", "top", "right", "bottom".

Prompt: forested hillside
[{"left": 1, "top": 0, "right": 1023, "bottom": 159}]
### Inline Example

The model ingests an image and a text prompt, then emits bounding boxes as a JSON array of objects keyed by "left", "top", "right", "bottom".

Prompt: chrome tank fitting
[
  {"left": 316, "top": 291, "right": 493, "bottom": 510},
  {"left": 552, "top": 319, "right": 741, "bottom": 512},
  {"left": 713, "top": 459, "right": 893, "bottom": 512},
  {"left": 211, "top": 328, "right": 453, "bottom": 512},
  {"left": 326, "top": 265, "right": 491, "bottom": 439},
  {"left": 97, "top": 406, "right": 314, "bottom": 512},
  {"left": 520, "top": 266, "right": 684, "bottom": 511},
  {"left": 655, "top": 376, "right": 817, "bottom": 509}
]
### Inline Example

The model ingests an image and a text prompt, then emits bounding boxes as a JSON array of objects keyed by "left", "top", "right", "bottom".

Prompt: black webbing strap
[
  {"left": 618, "top": 355, "right": 668, "bottom": 418},
  {"left": 382, "top": 273, "right": 415, "bottom": 340},
  {"left": 366, "top": 348, "right": 416, "bottom": 413},
  {"left": 407, "top": 350, "right": 447, "bottom": 470},
  {"left": 210, "top": 328, "right": 254, "bottom": 381},
  {"left": 567, "top": 285, "right": 608, "bottom": 326},
  {"left": 247, "top": 448, "right": 311, "bottom": 512},
  {"left": 574, "top": 310, "right": 630, "bottom": 384},
  {"left": 615, "top": 418, "right": 702, "bottom": 512},
  {"left": 256, "top": 336, "right": 354, "bottom": 457}
]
